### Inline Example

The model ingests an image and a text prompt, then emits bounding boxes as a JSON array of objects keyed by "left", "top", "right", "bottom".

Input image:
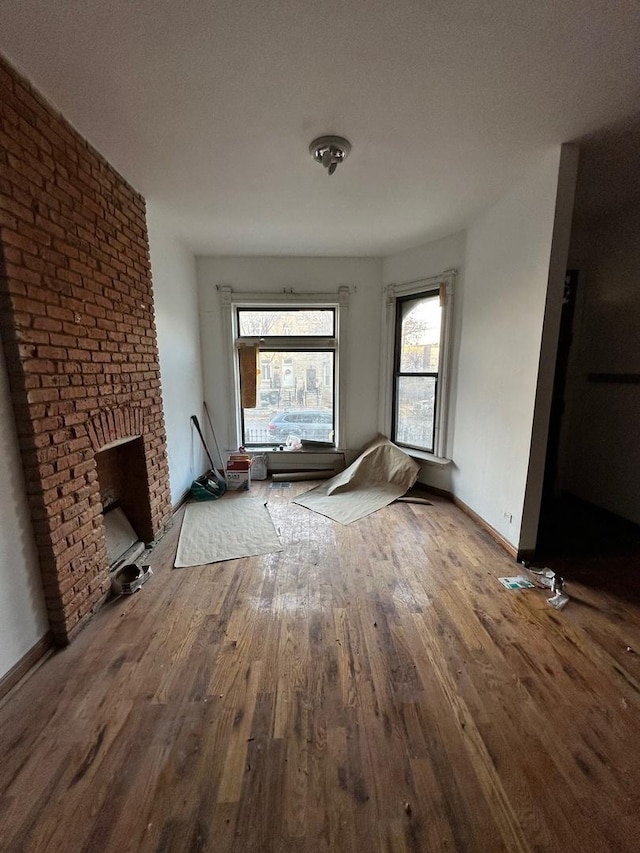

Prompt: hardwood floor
[{"left": 1, "top": 483, "right": 640, "bottom": 852}]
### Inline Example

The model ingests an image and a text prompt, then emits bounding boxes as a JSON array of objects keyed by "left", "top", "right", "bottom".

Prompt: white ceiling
[{"left": 1, "top": 0, "right": 640, "bottom": 256}]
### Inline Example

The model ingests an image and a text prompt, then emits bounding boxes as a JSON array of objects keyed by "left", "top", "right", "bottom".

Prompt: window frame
[
  {"left": 392, "top": 292, "right": 440, "bottom": 453},
  {"left": 220, "top": 287, "right": 349, "bottom": 450},
  {"left": 380, "top": 270, "right": 455, "bottom": 460}
]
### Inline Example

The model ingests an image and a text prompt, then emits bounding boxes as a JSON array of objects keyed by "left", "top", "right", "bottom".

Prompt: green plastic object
[{"left": 190, "top": 474, "right": 227, "bottom": 501}]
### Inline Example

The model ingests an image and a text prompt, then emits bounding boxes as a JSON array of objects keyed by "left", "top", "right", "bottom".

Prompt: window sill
[
  {"left": 246, "top": 445, "right": 339, "bottom": 453},
  {"left": 405, "top": 449, "right": 451, "bottom": 466}
]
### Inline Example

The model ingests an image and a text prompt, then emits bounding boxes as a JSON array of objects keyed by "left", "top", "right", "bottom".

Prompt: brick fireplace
[{"left": 0, "top": 55, "right": 172, "bottom": 645}]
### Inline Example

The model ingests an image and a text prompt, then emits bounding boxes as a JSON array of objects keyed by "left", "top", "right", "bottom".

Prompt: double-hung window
[
  {"left": 383, "top": 271, "right": 455, "bottom": 459},
  {"left": 222, "top": 289, "right": 348, "bottom": 449}
]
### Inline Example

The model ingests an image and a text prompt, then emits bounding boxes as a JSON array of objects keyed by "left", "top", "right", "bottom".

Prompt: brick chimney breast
[{"left": 0, "top": 54, "right": 172, "bottom": 645}]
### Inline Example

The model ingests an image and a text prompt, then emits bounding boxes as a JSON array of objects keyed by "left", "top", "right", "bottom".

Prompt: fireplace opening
[
  {"left": 95, "top": 436, "right": 155, "bottom": 583},
  {"left": 95, "top": 436, "right": 154, "bottom": 542}
]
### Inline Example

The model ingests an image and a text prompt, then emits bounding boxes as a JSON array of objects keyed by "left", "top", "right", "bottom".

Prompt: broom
[{"left": 191, "top": 414, "right": 226, "bottom": 499}]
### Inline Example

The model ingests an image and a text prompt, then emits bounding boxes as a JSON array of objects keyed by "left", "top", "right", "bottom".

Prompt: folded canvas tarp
[
  {"left": 174, "top": 496, "right": 282, "bottom": 568},
  {"left": 293, "top": 435, "right": 420, "bottom": 524}
]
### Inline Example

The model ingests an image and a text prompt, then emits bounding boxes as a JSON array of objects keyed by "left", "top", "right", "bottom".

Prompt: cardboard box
[
  {"left": 226, "top": 469, "right": 250, "bottom": 490},
  {"left": 227, "top": 453, "right": 252, "bottom": 472},
  {"left": 226, "top": 459, "right": 251, "bottom": 472}
]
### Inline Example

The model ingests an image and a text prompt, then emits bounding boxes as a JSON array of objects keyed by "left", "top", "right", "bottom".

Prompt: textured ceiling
[{"left": 1, "top": 0, "right": 639, "bottom": 255}]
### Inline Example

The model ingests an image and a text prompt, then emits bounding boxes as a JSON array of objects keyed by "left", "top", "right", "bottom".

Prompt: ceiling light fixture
[{"left": 309, "top": 135, "right": 351, "bottom": 176}]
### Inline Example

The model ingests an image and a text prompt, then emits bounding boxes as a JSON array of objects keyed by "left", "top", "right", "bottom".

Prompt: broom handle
[
  {"left": 203, "top": 401, "right": 226, "bottom": 472},
  {"left": 191, "top": 415, "right": 216, "bottom": 472}
]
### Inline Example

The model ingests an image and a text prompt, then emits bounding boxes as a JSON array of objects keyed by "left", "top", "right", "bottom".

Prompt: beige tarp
[
  {"left": 293, "top": 435, "right": 420, "bottom": 524},
  {"left": 175, "top": 496, "right": 282, "bottom": 567}
]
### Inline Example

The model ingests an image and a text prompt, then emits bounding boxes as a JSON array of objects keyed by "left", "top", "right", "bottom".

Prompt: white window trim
[
  {"left": 379, "top": 270, "right": 456, "bottom": 461},
  {"left": 219, "top": 286, "right": 349, "bottom": 450}
]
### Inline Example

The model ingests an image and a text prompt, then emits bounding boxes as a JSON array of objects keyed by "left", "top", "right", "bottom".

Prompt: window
[
  {"left": 382, "top": 271, "right": 455, "bottom": 459},
  {"left": 227, "top": 301, "right": 344, "bottom": 448},
  {"left": 393, "top": 292, "right": 441, "bottom": 452}
]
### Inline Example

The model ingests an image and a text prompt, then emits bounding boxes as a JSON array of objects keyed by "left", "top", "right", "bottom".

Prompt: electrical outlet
[{"left": 504, "top": 511, "right": 513, "bottom": 523}]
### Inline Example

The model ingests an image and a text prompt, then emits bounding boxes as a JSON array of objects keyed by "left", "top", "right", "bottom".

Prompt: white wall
[
  {"left": 147, "top": 207, "right": 206, "bottom": 504},
  {"left": 561, "top": 206, "right": 640, "bottom": 524},
  {"left": 382, "top": 231, "right": 467, "bottom": 492},
  {"left": 0, "top": 338, "right": 49, "bottom": 681},
  {"left": 196, "top": 256, "right": 382, "bottom": 455},
  {"left": 452, "top": 148, "right": 572, "bottom": 551}
]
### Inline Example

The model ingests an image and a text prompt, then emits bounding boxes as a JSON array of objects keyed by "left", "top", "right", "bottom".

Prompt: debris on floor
[
  {"left": 498, "top": 576, "right": 535, "bottom": 590},
  {"left": 548, "top": 591, "right": 569, "bottom": 610},
  {"left": 524, "top": 566, "right": 555, "bottom": 588},
  {"left": 111, "top": 563, "right": 153, "bottom": 596},
  {"left": 521, "top": 561, "right": 570, "bottom": 610}
]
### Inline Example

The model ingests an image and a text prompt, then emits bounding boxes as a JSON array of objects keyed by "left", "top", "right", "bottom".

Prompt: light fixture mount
[{"left": 309, "top": 135, "right": 351, "bottom": 175}]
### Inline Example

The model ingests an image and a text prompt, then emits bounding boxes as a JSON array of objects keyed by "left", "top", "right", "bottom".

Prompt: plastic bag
[
  {"left": 548, "top": 592, "right": 569, "bottom": 610},
  {"left": 250, "top": 453, "right": 268, "bottom": 480}
]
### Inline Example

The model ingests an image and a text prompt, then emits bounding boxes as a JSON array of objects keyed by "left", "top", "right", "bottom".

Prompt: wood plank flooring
[{"left": 1, "top": 483, "right": 640, "bottom": 852}]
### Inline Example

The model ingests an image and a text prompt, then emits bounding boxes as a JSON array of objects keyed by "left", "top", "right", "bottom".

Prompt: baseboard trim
[
  {"left": 172, "top": 487, "right": 192, "bottom": 514},
  {"left": 412, "top": 483, "right": 519, "bottom": 561},
  {"left": 0, "top": 632, "right": 54, "bottom": 705},
  {"left": 412, "top": 482, "right": 453, "bottom": 500},
  {"left": 453, "top": 496, "right": 519, "bottom": 560}
]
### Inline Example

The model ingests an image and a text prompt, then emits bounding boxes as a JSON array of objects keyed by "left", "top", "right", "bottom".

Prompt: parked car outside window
[{"left": 267, "top": 409, "right": 334, "bottom": 442}]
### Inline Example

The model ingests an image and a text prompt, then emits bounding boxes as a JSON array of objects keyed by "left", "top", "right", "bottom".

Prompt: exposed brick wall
[{"left": 0, "top": 54, "right": 172, "bottom": 645}]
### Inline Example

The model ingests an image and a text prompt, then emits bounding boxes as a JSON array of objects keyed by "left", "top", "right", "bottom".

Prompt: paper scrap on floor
[
  {"left": 498, "top": 576, "right": 535, "bottom": 590},
  {"left": 293, "top": 435, "right": 420, "bottom": 524},
  {"left": 175, "top": 495, "right": 282, "bottom": 567}
]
